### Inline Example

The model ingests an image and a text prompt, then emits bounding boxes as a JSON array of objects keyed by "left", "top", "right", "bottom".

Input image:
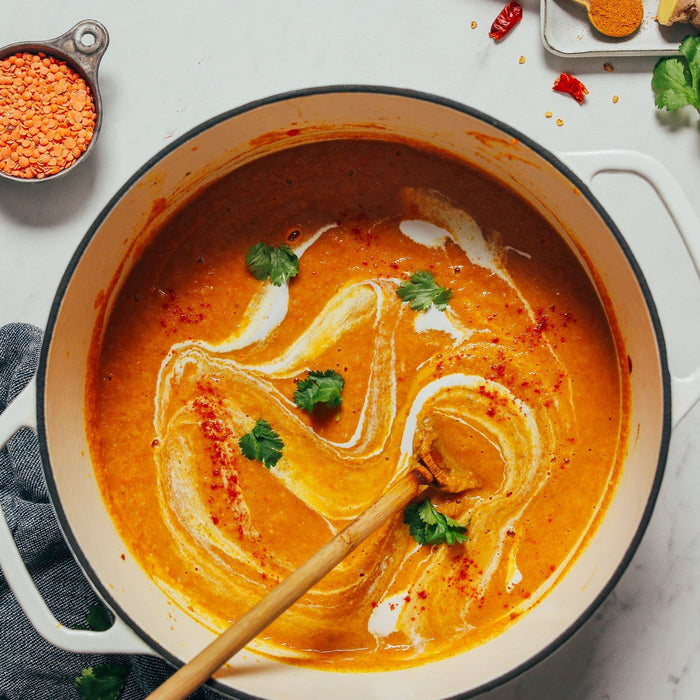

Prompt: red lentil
[{"left": 0, "top": 51, "right": 96, "bottom": 179}]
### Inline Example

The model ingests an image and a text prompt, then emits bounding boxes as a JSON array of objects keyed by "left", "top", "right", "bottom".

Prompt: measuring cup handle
[
  {"left": 44, "top": 19, "right": 110, "bottom": 83},
  {"left": 0, "top": 378, "right": 151, "bottom": 655},
  {"left": 562, "top": 149, "right": 700, "bottom": 427}
]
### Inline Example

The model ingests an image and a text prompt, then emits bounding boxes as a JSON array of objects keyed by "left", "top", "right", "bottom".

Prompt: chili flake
[
  {"left": 552, "top": 73, "right": 589, "bottom": 105},
  {"left": 489, "top": 1, "right": 523, "bottom": 40}
]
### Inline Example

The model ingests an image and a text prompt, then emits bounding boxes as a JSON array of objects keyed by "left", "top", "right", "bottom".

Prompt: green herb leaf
[
  {"left": 396, "top": 271, "right": 453, "bottom": 312},
  {"left": 294, "top": 370, "right": 345, "bottom": 413},
  {"left": 652, "top": 35, "right": 700, "bottom": 114},
  {"left": 75, "top": 663, "right": 128, "bottom": 700},
  {"left": 87, "top": 602, "right": 111, "bottom": 631},
  {"left": 403, "top": 498, "right": 468, "bottom": 546},
  {"left": 239, "top": 419, "right": 284, "bottom": 468},
  {"left": 75, "top": 602, "right": 112, "bottom": 631},
  {"left": 245, "top": 242, "right": 300, "bottom": 286}
]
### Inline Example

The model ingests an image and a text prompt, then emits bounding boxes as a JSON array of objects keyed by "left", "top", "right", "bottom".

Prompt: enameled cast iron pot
[{"left": 1, "top": 87, "right": 700, "bottom": 700}]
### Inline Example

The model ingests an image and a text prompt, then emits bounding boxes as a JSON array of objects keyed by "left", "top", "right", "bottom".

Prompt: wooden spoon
[
  {"left": 145, "top": 435, "right": 473, "bottom": 700},
  {"left": 569, "top": 0, "right": 643, "bottom": 38}
]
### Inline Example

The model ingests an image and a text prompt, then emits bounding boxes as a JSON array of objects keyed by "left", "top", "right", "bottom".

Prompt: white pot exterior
[{"left": 37, "top": 88, "right": 669, "bottom": 699}]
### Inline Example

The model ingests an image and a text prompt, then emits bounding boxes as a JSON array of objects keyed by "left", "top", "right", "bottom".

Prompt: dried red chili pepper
[
  {"left": 552, "top": 73, "right": 589, "bottom": 105},
  {"left": 489, "top": 1, "right": 523, "bottom": 40}
]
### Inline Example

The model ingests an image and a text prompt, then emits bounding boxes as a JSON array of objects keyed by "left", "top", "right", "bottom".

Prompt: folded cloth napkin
[{"left": 0, "top": 323, "right": 222, "bottom": 700}]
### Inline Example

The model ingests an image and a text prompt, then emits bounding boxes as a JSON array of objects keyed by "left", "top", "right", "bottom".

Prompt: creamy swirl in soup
[{"left": 87, "top": 139, "right": 629, "bottom": 670}]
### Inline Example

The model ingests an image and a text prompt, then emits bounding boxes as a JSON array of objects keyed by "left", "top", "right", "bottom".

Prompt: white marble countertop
[{"left": 1, "top": 2, "right": 699, "bottom": 698}]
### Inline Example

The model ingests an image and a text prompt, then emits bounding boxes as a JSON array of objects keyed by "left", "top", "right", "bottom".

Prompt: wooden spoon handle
[{"left": 145, "top": 467, "right": 430, "bottom": 700}]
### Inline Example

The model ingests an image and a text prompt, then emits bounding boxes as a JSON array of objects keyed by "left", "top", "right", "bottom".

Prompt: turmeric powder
[{"left": 588, "top": 0, "right": 644, "bottom": 38}]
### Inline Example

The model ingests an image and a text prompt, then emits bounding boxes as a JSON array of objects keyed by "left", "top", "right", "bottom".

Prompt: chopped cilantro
[
  {"left": 75, "top": 664, "right": 128, "bottom": 700},
  {"left": 404, "top": 498, "right": 468, "bottom": 546},
  {"left": 245, "top": 242, "right": 299, "bottom": 286},
  {"left": 293, "top": 370, "right": 345, "bottom": 413},
  {"left": 239, "top": 419, "right": 284, "bottom": 468},
  {"left": 396, "top": 270, "right": 453, "bottom": 312},
  {"left": 652, "top": 35, "right": 700, "bottom": 114}
]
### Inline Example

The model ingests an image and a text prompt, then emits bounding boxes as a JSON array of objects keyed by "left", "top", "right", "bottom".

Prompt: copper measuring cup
[{"left": 0, "top": 19, "right": 109, "bottom": 183}]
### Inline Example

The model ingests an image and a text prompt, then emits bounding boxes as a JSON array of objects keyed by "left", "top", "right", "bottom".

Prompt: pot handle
[
  {"left": 562, "top": 149, "right": 700, "bottom": 428},
  {"left": 0, "top": 378, "right": 152, "bottom": 654}
]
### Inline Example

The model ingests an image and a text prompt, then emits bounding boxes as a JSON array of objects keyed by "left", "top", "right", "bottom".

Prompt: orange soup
[{"left": 86, "top": 138, "right": 629, "bottom": 670}]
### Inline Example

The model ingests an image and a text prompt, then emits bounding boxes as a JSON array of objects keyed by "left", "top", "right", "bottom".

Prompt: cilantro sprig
[
  {"left": 652, "top": 35, "right": 700, "bottom": 114},
  {"left": 294, "top": 370, "right": 345, "bottom": 413},
  {"left": 239, "top": 419, "right": 284, "bottom": 468},
  {"left": 75, "top": 602, "right": 112, "bottom": 631},
  {"left": 75, "top": 665, "right": 129, "bottom": 700},
  {"left": 74, "top": 603, "right": 128, "bottom": 700},
  {"left": 245, "top": 242, "right": 300, "bottom": 286},
  {"left": 396, "top": 271, "right": 453, "bottom": 312},
  {"left": 404, "top": 498, "right": 468, "bottom": 546}
]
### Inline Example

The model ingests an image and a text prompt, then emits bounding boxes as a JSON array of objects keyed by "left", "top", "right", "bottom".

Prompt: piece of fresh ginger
[{"left": 657, "top": 0, "right": 700, "bottom": 27}]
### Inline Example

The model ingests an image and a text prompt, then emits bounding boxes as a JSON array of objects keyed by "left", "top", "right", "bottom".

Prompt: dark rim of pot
[{"left": 36, "top": 85, "right": 672, "bottom": 700}]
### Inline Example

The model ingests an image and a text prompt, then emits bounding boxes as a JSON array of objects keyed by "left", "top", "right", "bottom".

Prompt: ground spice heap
[
  {"left": 589, "top": 0, "right": 643, "bottom": 38},
  {"left": 0, "top": 51, "right": 96, "bottom": 179}
]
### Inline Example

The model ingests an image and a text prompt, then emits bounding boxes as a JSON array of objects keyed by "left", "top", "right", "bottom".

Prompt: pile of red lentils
[{"left": 0, "top": 51, "right": 96, "bottom": 179}]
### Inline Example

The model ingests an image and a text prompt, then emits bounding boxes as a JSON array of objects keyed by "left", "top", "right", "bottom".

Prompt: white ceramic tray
[{"left": 541, "top": 0, "right": 690, "bottom": 56}]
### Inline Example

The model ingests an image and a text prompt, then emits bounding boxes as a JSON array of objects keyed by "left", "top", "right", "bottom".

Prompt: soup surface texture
[{"left": 87, "top": 138, "right": 629, "bottom": 671}]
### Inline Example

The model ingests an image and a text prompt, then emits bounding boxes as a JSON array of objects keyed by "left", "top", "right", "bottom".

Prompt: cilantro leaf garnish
[
  {"left": 404, "top": 498, "right": 468, "bottom": 546},
  {"left": 396, "top": 271, "right": 453, "bottom": 312},
  {"left": 75, "top": 602, "right": 112, "bottom": 631},
  {"left": 239, "top": 419, "right": 284, "bottom": 468},
  {"left": 294, "top": 370, "right": 345, "bottom": 413},
  {"left": 245, "top": 242, "right": 300, "bottom": 286},
  {"left": 652, "top": 35, "right": 700, "bottom": 114},
  {"left": 75, "top": 663, "right": 128, "bottom": 700},
  {"left": 74, "top": 605, "right": 128, "bottom": 699}
]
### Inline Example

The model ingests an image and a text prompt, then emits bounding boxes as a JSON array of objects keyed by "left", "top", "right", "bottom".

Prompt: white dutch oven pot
[{"left": 1, "top": 88, "right": 699, "bottom": 699}]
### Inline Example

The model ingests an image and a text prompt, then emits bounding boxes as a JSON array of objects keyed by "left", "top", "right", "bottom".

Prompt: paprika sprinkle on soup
[{"left": 0, "top": 51, "right": 96, "bottom": 179}]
